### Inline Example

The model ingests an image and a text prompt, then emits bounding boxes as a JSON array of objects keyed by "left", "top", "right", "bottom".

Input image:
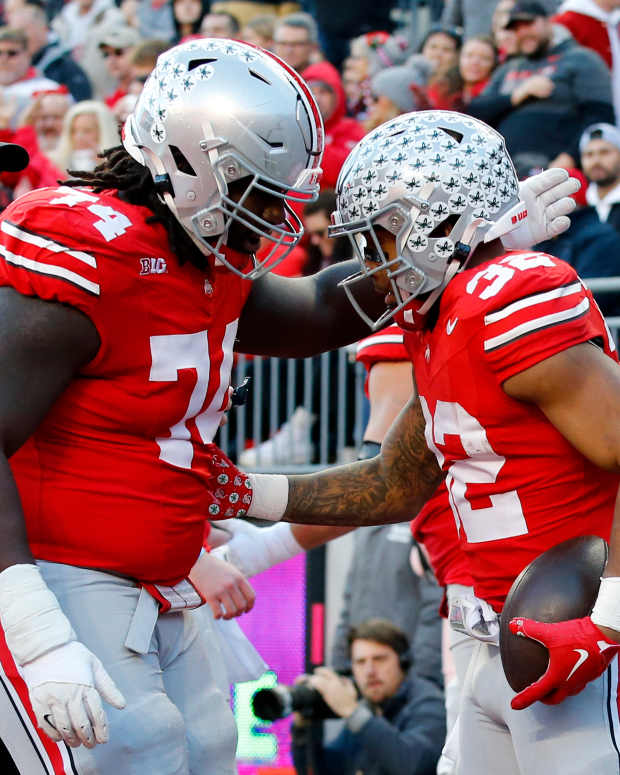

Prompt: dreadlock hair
[{"left": 63, "top": 145, "right": 211, "bottom": 274}]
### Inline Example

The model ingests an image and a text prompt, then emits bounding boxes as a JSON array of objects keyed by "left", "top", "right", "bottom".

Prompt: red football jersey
[
  {"left": 404, "top": 250, "right": 620, "bottom": 611},
  {"left": 0, "top": 186, "right": 253, "bottom": 583}
]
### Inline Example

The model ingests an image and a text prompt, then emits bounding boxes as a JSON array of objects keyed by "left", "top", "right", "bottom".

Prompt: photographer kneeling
[{"left": 291, "top": 618, "right": 446, "bottom": 775}]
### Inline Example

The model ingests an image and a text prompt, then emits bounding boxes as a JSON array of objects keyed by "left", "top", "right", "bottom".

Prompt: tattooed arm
[{"left": 282, "top": 396, "right": 444, "bottom": 526}]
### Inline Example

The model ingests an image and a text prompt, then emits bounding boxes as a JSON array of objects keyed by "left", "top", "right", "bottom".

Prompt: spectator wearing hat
[
  {"left": 365, "top": 63, "right": 431, "bottom": 132},
  {"left": 302, "top": 61, "right": 365, "bottom": 189},
  {"left": 6, "top": 0, "right": 92, "bottom": 102},
  {"left": 580, "top": 122, "right": 620, "bottom": 234},
  {"left": 535, "top": 166, "right": 620, "bottom": 316},
  {"left": 97, "top": 24, "right": 143, "bottom": 107},
  {"left": 553, "top": 0, "right": 620, "bottom": 122},
  {"left": 468, "top": 0, "right": 614, "bottom": 172}
]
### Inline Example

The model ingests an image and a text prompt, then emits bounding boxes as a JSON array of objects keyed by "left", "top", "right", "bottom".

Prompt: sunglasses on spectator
[
  {"left": 0, "top": 48, "right": 24, "bottom": 58},
  {"left": 102, "top": 48, "right": 127, "bottom": 58}
]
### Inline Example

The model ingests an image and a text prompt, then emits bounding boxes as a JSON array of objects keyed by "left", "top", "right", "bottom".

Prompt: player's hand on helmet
[
  {"left": 188, "top": 550, "right": 255, "bottom": 620},
  {"left": 447, "top": 584, "right": 500, "bottom": 644},
  {"left": 487, "top": 168, "right": 580, "bottom": 248},
  {"left": 22, "top": 640, "right": 126, "bottom": 748},
  {"left": 509, "top": 616, "right": 620, "bottom": 710},
  {"left": 204, "top": 443, "right": 254, "bottom": 519}
]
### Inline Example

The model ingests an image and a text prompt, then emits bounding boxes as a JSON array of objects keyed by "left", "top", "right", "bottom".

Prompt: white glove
[
  {"left": 211, "top": 519, "right": 303, "bottom": 577},
  {"left": 447, "top": 583, "right": 500, "bottom": 645},
  {"left": 22, "top": 641, "right": 126, "bottom": 748},
  {"left": 0, "top": 564, "right": 126, "bottom": 748},
  {"left": 485, "top": 168, "right": 580, "bottom": 248}
]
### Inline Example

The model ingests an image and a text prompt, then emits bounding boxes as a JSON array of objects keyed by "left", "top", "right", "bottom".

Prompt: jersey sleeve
[
  {"left": 355, "top": 323, "right": 408, "bottom": 371},
  {"left": 0, "top": 188, "right": 102, "bottom": 321},
  {"left": 478, "top": 254, "right": 610, "bottom": 382}
]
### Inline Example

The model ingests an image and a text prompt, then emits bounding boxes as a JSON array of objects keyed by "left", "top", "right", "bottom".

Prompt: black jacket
[{"left": 468, "top": 27, "right": 614, "bottom": 169}]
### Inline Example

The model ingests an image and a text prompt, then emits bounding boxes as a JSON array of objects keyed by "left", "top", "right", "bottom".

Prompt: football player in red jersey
[
  {"left": 0, "top": 33, "right": 586, "bottom": 775},
  {"left": 213, "top": 111, "right": 620, "bottom": 775}
]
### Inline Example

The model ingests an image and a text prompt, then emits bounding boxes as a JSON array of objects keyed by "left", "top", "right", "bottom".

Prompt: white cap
[{"left": 579, "top": 123, "right": 620, "bottom": 156}]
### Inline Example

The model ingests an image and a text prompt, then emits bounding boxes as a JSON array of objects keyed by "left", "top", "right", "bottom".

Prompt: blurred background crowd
[{"left": 0, "top": 0, "right": 618, "bottom": 277}]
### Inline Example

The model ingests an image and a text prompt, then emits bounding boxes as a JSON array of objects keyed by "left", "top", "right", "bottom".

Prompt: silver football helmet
[
  {"left": 123, "top": 38, "right": 323, "bottom": 278},
  {"left": 330, "top": 110, "right": 520, "bottom": 328}
]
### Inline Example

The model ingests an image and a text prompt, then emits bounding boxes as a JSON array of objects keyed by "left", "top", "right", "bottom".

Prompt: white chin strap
[
  {"left": 417, "top": 258, "right": 461, "bottom": 315},
  {"left": 416, "top": 217, "right": 486, "bottom": 315}
]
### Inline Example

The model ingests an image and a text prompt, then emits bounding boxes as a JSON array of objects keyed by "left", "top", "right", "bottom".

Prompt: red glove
[
  {"left": 204, "top": 443, "right": 253, "bottom": 518},
  {"left": 509, "top": 616, "right": 620, "bottom": 710}
]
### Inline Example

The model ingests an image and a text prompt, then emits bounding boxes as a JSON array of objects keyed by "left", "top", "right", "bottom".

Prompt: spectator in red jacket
[
  {"left": 302, "top": 61, "right": 365, "bottom": 189},
  {"left": 553, "top": 0, "right": 620, "bottom": 121}
]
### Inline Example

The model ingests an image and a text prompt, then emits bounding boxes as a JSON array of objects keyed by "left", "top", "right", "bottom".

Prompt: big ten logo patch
[{"left": 140, "top": 257, "right": 168, "bottom": 275}]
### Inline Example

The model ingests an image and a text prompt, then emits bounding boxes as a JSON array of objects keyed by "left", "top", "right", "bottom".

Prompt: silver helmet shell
[
  {"left": 330, "top": 110, "right": 520, "bottom": 328},
  {"left": 123, "top": 38, "right": 323, "bottom": 278}
]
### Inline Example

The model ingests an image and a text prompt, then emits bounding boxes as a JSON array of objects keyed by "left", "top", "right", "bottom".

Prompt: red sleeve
[
  {"left": 0, "top": 187, "right": 102, "bottom": 321},
  {"left": 355, "top": 323, "right": 408, "bottom": 371},
  {"left": 478, "top": 254, "right": 612, "bottom": 382}
]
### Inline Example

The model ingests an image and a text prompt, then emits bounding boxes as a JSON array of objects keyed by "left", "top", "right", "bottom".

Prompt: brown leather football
[{"left": 499, "top": 535, "right": 608, "bottom": 693}]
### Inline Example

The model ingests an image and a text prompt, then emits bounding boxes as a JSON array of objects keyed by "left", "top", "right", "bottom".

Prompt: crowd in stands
[{"left": 0, "top": 0, "right": 618, "bottom": 287}]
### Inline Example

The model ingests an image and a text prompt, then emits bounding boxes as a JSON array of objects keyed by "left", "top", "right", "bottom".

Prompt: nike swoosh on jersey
[
  {"left": 566, "top": 648, "right": 589, "bottom": 680},
  {"left": 446, "top": 318, "right": 458, "bottom": 335}
]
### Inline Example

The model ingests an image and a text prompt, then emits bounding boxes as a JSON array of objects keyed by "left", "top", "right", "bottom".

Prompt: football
[{"left": 499, "top": 535, "right": 608, "bottom": 693}]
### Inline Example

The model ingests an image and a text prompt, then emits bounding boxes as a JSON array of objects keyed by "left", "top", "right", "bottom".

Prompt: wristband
[
  {"left": 247, "top": 473, "right": 289, "bottom": 521},
  {"left": 0, "top": 564, "right": 75, "bottom": 665},
  {"left": 591, "top": 577, "right": 620, "bottom": 631}
]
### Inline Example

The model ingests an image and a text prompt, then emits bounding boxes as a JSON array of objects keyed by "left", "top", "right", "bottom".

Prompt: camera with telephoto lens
[{"left": 252, "top": 680, "right": 344, "bottom": 721}]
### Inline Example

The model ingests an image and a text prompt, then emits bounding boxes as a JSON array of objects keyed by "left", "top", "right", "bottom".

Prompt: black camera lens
[{"left": 252, "top": 683, "right": 339, "bottom": 722}]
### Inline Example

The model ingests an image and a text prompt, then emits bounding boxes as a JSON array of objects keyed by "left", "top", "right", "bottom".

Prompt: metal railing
[{"left": 217, "top": 277, "right": 620, "bottom": 470}]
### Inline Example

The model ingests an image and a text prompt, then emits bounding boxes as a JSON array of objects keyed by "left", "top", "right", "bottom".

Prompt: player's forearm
[
  {"left": 0, "top": 452, "right": 34, "bottom": 571},
  {"left": 247, "top": 397, "right": 443, "bottom": 526},
  {"left": 283, "top": 454, "right": 441, "bottom": 526}
]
